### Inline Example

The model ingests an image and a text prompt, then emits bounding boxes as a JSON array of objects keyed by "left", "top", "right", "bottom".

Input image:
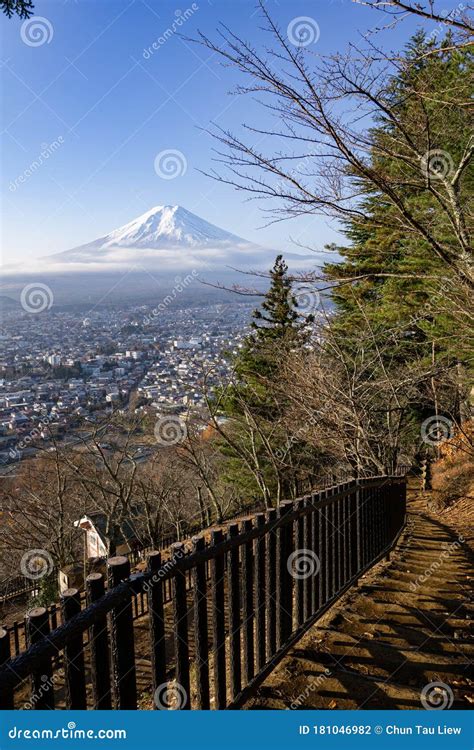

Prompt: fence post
[
  {"left": 343, "top": 484, "right": 351, "bottom": 584},
  {"left": 192, "top": 536, "right": 210, "bottom": 710},
  {"left": 294, "top": 499, "right": 305, "bottom": 628},
  {"left": 265, "top": 508, "right": 277, "bottom": 660},
  {"left": 0, "top": 628, "right": 13, "bottom": 709},
  {"left": 355, "top": 479, "right": 362, "bottom": 576},
  {"left": 227, "top": 523, "right": 241, "bottom": 701},
  {"left": 61, "top": 588, "right": 87, "bottom": 709},
  {"left": 303, "top": 498, "right": 312, "bottom": 619},
  {"left": 26, "top": 607, "right": 55, "bottom": 709},
  {"left": 146, "top": 551, "right": 166, "bottom": 709},
  {"left": 310, "top": 494, "right": 318, "bottom": 615},
  {"left": 108, "top": 556, "right": 137, "bottom": 710},
  {"left": 171, "top": 542, "right": 191, "bottom": 710},
  {"left": 241, "top": 518, "right": 255, "bottom": 687},
  {"left": 13, "top": 622, "right": 20, "bottom": 657},
  {"left": 335, "top": 487, "right": 342, "bottom": 594},
  {"left": 254, "top": 513, "right": 266, "bottom": 673},
  {"left": 277, "top": 502, "right": 293, "bottom": 648},
  {"left": 86, "top": 573, "right": 111, "bottom": 710},
  {"left": 210, "top": 529, "right": 226, "bottom": 709},
  {"left": 401, "top": 476, "right": 407, "bottom": 525},
  {"left": 322, "top": 489, "right": 331, "bottom": 601}
]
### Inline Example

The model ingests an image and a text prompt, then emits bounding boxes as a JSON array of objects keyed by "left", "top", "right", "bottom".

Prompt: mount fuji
[
  {"left": 42, "top": 205, "right": 282, "bottom": 275},
  {"left": 1, "top": 205, "right": 319, "bottom": 305}
]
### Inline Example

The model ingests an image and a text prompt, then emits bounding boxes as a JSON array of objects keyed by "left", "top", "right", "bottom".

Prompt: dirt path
[{"left": 244, "top": 488, "right": 473, "bottom": 710}]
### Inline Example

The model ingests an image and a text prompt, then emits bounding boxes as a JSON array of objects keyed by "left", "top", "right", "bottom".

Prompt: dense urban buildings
[{"left": 0, "top": 299, "right": 254, "bottom": 469}]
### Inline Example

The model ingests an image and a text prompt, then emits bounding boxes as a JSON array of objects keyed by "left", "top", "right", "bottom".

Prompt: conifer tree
[
  {"left": 1, "top": 0, "right": 34, "bottom": 18},
  {"left": 237, "top": 254, "right": 312, "bottom": 382},
  {"left": 324, "top": 32, "right": 473, "bottom": 371},
  {"left": 214, "top": 255, "right": 319, "bottom": 505}
]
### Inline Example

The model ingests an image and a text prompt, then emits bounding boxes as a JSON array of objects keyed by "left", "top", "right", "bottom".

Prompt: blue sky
[{"left": 0, "top": 0, "right": 448, "bottom": 264}]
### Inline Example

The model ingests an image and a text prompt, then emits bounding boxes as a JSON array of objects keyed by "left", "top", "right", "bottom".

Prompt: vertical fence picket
[
  {"left": 317, "top": 505, "right": 324, "bottom": 610},
  {"left": 108, "top": 556, "right": 137, "bottom": 710},
  {"left": 343, "top": 487, "right": 350, "bottom": 585},
  {"left": 192, "top": 536, "right": 210, "bottom": 710},
  {"left": 310, "top": 496, "right": 318, "bottom": 615},
  {"left": 86, "top": 572, "right": 112, "bottom": 710},
  {"left": 210, "top": 529, "right": 226, "bottom": 709},
  {"left": 61, "top": 588, "right": 86, "bottom": 709},
  {"left": 266, "top": 509, "right": 277, "bottom": 660},
  {"left": 375, "top": 484, "right": 381, "bottom": 555},
  {"left": 294, "top": 499, "right": 305, "bottom": 628},
  {"left": 254, "top": 514, "right": 266, "bottom": 673},
  {"left": 241, "top": 519, "right": 255, "bottom": 687},
  {"left": 147, "top": 552, "right": 166, "bottom": 709},
  {"left": 356, "top": 480, "right": 363, "bottom": 574},
  {"left": 171, "top": 542, "right": 191, "bottom": 710},
  {"left": 26, "top": 607, "right": 55, "bottom": 709},
  {"left": 323, "top": 490, "right": 330, "bottom": 603},
  {"left": 0, "top": 628, "right": 13, "bottom": 709},
  {"left": 277, "top": 503, "right": 293, "bottom": 648},
  {"left": 303, "top": 499, "right": 312, "bottom": 620},
  {"left": 227, "top": 524, "right": 241, "bottom": 701},
  {"left": 368, "top": 485, "right": 375, "bottom": 563},
  {"left": 360, "top": 484, "right": 367, "bottom": 569},
  {"left": 383, "top": 485, "right": 390, "bottom": 549},
  {"left": 13, "top": 622, "right": 20, "bottom": 657},
  {"left": 284, "top": 502, "right": 295, "bottom": 637}
]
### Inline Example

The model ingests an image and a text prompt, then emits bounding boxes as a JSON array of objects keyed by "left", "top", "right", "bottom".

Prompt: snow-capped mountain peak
[
  {"left": 78, "top": 205, "right": 247, "bottom": 252},
  {"left": 28, "top": 204, "right": 271, "bottom": 275}
]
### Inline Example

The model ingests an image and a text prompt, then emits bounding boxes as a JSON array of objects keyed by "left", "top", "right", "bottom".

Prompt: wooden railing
[{"left": 0, "top": 475, "right": 407, "bottom": 710}]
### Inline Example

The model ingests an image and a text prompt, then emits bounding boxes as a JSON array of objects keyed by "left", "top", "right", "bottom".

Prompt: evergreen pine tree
[
  {"left": 238, "top": 254, "right": 312, "bottom": 381},
  {"left": 1, "top": 0, "right": 34, "bottom": 18},
  {"left": 324, "top": 32, "right": 473, "bottom": 371},
  {"left": 215, "top": 255, "right": 318, "bottom": 504}
]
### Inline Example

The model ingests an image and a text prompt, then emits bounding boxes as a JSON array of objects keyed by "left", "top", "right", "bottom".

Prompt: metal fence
[{"left": 0, "top": 475, "right": 407, "bottom": 710}]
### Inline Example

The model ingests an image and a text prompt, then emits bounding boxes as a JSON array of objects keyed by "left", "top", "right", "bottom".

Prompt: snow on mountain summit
[
  {"left": 60, "top": 205, "right": 251, "bottom": 257},
  {"left": 101, "top": 205, "right": 246, "bottom": 249}
]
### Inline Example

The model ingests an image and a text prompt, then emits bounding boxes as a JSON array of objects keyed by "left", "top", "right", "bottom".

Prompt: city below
[{"left": 0, "top": 297, "right": 255, "bottom": 471}]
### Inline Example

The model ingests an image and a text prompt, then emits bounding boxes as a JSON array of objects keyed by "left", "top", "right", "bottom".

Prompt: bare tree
[
  {"left": 195, "top": 1, "right": 473, "bottom": 289},
  {"left": 0, "top": 450, "right": 84, "bottom": 575},
  {"left": 356, "top": 0, "right": 473, "bottom": 35}
]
